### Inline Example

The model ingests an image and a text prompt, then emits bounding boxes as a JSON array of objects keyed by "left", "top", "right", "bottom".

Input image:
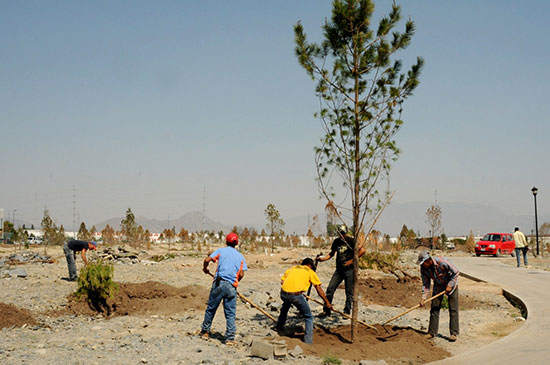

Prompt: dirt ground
[
  {"left": 66, "top": 282, "right": 209, "bottom": 316},
  {"left": 283, "top": 324, "right": 450, "bottom": 363},
  {"left": 357, "top": 275, "right": 499, "bottom": 310},
  {"left": 0, "top": 244, "right": 525, "bottom": 364},
  {"left": 0, "top": 302, "right": 37, "bottom": 329}
]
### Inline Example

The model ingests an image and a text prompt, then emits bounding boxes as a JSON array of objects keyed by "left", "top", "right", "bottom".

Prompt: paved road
[{"left": 430, "top": 256, "right": 550, "bottom": 364}]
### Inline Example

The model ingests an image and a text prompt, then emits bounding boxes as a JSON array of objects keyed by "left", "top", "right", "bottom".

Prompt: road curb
[{"left": 460, "top": 272, "right": 528, "bottom": 319}]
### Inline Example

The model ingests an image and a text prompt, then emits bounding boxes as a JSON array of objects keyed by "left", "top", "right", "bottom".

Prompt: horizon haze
[{"left": 2, "top": 1, "right": 548, "bottom": 237}]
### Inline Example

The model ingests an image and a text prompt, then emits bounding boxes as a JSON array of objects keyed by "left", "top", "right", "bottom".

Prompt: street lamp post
[{"left": 531, "top": 187, "right": 539, "bottom": 256}]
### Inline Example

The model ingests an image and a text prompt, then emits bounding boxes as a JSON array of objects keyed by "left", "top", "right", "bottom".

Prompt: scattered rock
[
  {"left": 360, "top": 360, "right": 387, "bottom": 365},
  {"left": 3, "top": 252, "right": 53, "bottom": 265},
  {"left": 8, "top": 268, "right": 28, "bottom": 278},
  {"left": 289, "top": 345, "right": 303, "bottom": 358},
  {"left": 269, "top": 302, "right": 281, "bottom": 311}
]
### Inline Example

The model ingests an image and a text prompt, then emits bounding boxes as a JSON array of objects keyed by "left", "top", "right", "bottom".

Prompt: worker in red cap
[{"left": 200, "top": 232, "right": 247, "bottom": 346}]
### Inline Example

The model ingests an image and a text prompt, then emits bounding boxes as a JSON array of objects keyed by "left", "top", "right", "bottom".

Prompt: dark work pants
[
  {"left": 429, "top": 286, "right": 459, "bottom": 336},
  {"left": 63, "top": 242, "right": 77, "bottom": 280},
  {"left": 325, "top": 268, "right": 354, "bottom": 314}
]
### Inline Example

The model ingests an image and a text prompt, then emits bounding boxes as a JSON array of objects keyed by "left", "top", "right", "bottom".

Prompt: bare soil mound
[
  {"left": 0, "top": 302, "right": 37, "bottom": 329},
  {"left": 66, "top": 281, "right": 209, "bottom": 317},
  {"left": 358, "top": 276, "right": 491, "bottom": 309},
  {"left": 283, "top": 324, "right": 450, "bottom": 363}
]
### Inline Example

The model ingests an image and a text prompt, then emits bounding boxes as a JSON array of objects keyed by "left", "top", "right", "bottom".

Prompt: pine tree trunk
[{"left": 351, "top": 34, "right": 361, "bottom": 342}]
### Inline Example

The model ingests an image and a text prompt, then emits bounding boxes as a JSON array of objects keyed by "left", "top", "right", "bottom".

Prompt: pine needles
[{"left": 75, "top": 259, "right": 118, "bottom": 311}]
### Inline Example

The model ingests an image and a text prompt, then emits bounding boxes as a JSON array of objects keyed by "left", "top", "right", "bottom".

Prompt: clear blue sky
[{"left": 1, "top": 0, "right": 548, "bottom": 231}]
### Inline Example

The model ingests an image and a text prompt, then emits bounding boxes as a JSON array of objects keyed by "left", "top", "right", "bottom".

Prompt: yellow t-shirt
[{"left": 281, "top": 265, "right": 321, "bottom": 293}]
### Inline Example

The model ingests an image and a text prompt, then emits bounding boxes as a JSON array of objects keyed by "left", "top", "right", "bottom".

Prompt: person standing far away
[
  {"left": 63, "top": 239, "right": 97, "bottom": 281},
  {"left": 316, "top": 225, "right": 365, "bottom": 317},
  {"left": 513, "top": 227, "right": 529, "bottom": 268},
  {"left": 276, "top": 258, "right": 332, "bottom": 344},
  {"left": 417, "top": 251, "right": 460, "bottom": 342},
  {"left": 200, "top": 233, "right": 247, "bottom": 346}
]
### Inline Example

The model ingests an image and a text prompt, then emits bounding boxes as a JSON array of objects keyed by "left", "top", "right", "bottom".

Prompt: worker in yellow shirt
[{"left": 276, "top": 258, "right": 332, "bottom": 344}]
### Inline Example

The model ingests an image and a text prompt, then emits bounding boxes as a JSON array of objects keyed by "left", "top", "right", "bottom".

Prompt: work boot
[
  {"left": 449, "top": 335, "right": 457, "bottom": 342},
  {"left": 200, "top": 331, "right": 209, "bottom": 340},
  {"left": 425, "top": 333, "right": 435, "bottom": 339}
]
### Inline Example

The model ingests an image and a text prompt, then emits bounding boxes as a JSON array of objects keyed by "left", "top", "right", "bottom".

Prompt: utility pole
[
  {"left": 73, "top": 185, "right": 76, "bottom": 239},
  {"left": 202, "top": 186, "right": 206, "bottom": 233}
]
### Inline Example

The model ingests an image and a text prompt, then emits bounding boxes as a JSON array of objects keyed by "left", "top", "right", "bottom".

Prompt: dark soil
[
  {"left": 0, "top": 302, "right": 37, "bottom": 329},
  {"left": 283, "top": 324, "right": 450, "bottom": 363},
  {"left": 66, "top": 281, "right": 209, "bottom": 317},
  {"left": 358, "top": 276, "right": 493, "bottom": 309}
]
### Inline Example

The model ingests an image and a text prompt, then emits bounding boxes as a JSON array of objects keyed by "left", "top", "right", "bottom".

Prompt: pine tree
[
  {"left": 294, "top": 0, "right": 422, "bottom": 341},
  {"left": 265, "top": 204, "right": 285, "bottom": 253},
  {"left": 120, "top": 208, "right": 138, "bottom": 245}
]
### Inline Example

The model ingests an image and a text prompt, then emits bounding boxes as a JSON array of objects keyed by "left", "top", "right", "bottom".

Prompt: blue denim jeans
[
  {"left": 63, "top": 242, "right": 77, "bottom": 280},
  {"left": 515, "top": 247, "right": 528, "bottom": 267},
  {"left": 201, "top": 280, "right": 237, "bottom": 340},
  {"left": 276, "top": 291, "right": 314, "bottom": 344}
]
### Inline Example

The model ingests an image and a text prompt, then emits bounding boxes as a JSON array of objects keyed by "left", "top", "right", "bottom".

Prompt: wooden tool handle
[
  {"left": 237, "top": 292, "right": 277, "bottom": 322},
  {"left": 382, "top": 291, "right": 445, "bottom": 325},
  {"left": 206, "top": 271, "right": 276, "bottom": 323},
  {"left": 304, "top": 294, "right": 378, "bottom": 332}
]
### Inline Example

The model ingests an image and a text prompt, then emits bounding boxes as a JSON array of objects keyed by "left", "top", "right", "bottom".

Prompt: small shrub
[
  {"left": 465, "top": 231, "right": 476, "bottom": 253},
  {"left": 75, "top": 259, "right": 118, "bottom": 307},
  {"left": 359, "top": 251, "right": 399, "bottom": 271},
  {"left": 150, "top": 253, "right": 177, "bottom": 262},
  {"left": 322, "top": 355, "right": 342, "bottom": 365}
]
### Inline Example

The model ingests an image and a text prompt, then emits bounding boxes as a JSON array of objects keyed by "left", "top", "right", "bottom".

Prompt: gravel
[{"left": 0, "top": 246, "right": 522, "bottom": 364}]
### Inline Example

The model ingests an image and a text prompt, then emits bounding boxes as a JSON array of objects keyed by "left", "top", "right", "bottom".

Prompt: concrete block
[
  {"left": 250, "top": 338, "right": 287, "bottom": 360},
  {"left": 250, "top": 339, "right": 273, "bottom": 360}
]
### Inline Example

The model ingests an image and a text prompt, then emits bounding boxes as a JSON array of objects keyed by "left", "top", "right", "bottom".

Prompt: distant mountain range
[
  {"left": 93, "top": 211, "right": 229, "bottom": 234},
  {"left": 14, "top": 202, "right": 546, "bottom": 237},
  {"left": 250, "top": 201, "right": 546, "bottom": 237},
  {"left": 376, "top": 201, "right": 541, "bottom": 237}
]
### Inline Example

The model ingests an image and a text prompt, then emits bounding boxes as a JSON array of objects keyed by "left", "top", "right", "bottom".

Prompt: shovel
[
  {"left": 381, "top": 291, "right": 445, "bottom": 334},
  {"left": 237, "top": 291, "right": 277, "bottom": 323},
  {"left": 206, "top": 271, "right": 276, "bottom": 323},
  {"left": 304, "top": 294, "right": 379, "bottom": 334}
]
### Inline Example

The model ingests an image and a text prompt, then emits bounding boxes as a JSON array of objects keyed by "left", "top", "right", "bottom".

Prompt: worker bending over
[{"left": 276, "top": 258, "right": 332, "bottom": 344}]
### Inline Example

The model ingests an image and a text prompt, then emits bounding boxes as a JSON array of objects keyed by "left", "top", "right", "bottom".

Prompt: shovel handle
[
  {"left": 206, "top": 272, "right": 277, "bottom": 323},
  {"left": 237, "top": 292, "right": 277, "bottom": 323},
  {"left": 382, "top": 291, "right": 446, "bottom": 326}
]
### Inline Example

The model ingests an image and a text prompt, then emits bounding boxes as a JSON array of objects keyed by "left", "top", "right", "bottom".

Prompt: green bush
[
  {"left": 359, "top": 251, "right": 399, "bottom": 271},
  {"left": 75, "top": 259, "right": 118, "bottom": 306},
  {"left": 322, "top": 355, "right": 342, "bottom": 365},
  {"left": 150, "top": 253, "right": 176, "bottom": 262}
]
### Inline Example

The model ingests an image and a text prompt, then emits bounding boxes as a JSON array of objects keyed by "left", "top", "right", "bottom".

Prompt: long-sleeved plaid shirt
[{"left": 421, "top": 256, "right": 459, "bottom": 298}]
